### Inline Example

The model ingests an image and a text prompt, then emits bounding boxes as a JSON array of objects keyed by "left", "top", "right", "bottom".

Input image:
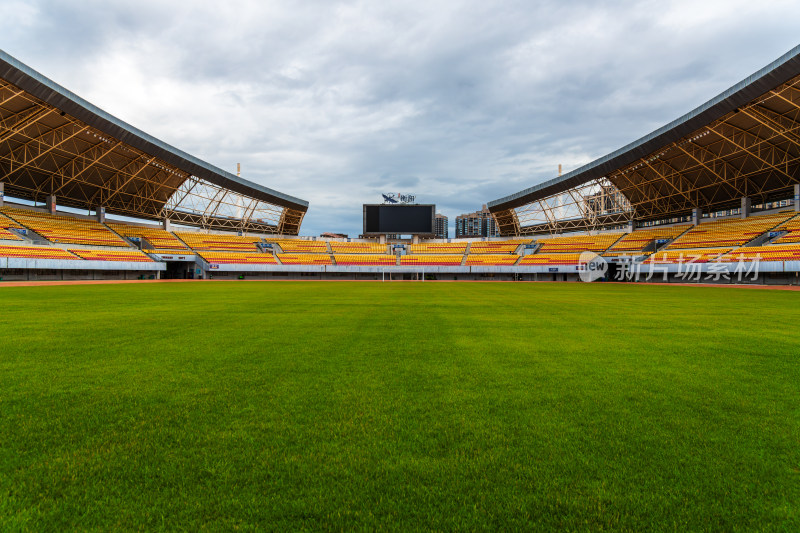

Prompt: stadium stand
[
  {"left": 199, "top": 251, "right": 278, "bottom": 264},
  {"left": 518, "top": 253, "right": 583, "bottom": 265},
  {"left": 269, "top": 240, "right": 329, "bottom": 253},
  {"left": 400, "top": 255, "right": 463, "bottom": 266},
  {"left": 106, "top": 222, "right": 190, "bottom": 251},
  {"left": 666, "top": 212, "right": 793, "bottom": 249},
  {"left": 333, "top": 254, "right": 396, "bottom": 266},
  {"left": 277, "top": 253, "right": 333, "bottom": 265},
  {"left": 468, "top": 240, "right": 530, "bottom": 253},
  {"left": 716, "top": 244, "right": 800, "bottom": 263},
  {"left": 145, "top": 249, "right": 195, "bottom": 255},
  {"left": 69, "top": 249, "right": 154, "bottom": 262},
  {"left": 0, "top": 227, "right": 22, "bottom": 241},
  {"left": 407, "top": 243, "right": 468, "bottom": 254},
  {"left": 536, "top": 233, "right": 624, "bottom": 253},
  {"left": 0, "top": 244, "right": 79, "bottom": 260},
  {"left": 646, "top": 248, "right": 732, "bottom": 263},
  {"left": 174, "top": 232, "right": 262, "bottom": 252},
  {"left": 1, "top": 207, "right": 130, "bottom": 247},
  {"left": 329, "top": 242, "right": 387, "bottom": 254},
  {"left": 0, "top": 215, "right": 23, "bottom": 241},
  {"left": 465, "top": 254, "right": 520, "bottom": 266},
  {"left": 608, "top": 225, "right": 692, "bottom": 252},
  {"left": 772, "top": 215, "right": 800, "bottom": 244}
]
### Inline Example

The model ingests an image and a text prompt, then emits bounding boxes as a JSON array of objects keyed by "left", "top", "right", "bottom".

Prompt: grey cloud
[{"left": 2, "top": 1, "right": 799, "bottom": 237}]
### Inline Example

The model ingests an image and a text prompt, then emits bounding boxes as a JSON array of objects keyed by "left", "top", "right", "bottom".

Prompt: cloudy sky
[{"left": 2, "top": 0, "right": 799, "bottom": 236}]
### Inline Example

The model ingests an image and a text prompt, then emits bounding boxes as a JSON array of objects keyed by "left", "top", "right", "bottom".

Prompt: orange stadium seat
[
  {"left": 145, "top": 249, "right": 195, "bottom": 255},
  {"left": 608, "top": 225, "right": 691, "bottom": 252},
  {"left": 666, "top": 212, "right": 793, "bottom": 249},
  {"left": 107, "top": 222, "right": 190, "bottom": 251},
  {"left": 468, "top": 240, "right": 530, "bottom": 253},
  {"left": 333, "top": 254, "right": 396, "bottom": 266},
  {"left": 646, "top": 248, "right": 731, "bottom": 264},
  {"left": 536, "top": 233, "right": 624, "bottom": 253},
  {"left": 400, "top": 254, "right": 463, "bottom": 266},
  {"left": 772, "top": 214, "right": 800, "bottom": 244},
  {"left": 277, "top": 253, "right": 332, "bottom": 265},
  {"left": 0, "top": 244, "right": 79, "bottom": 260},
  {"left": 329, "top": 242, "right": 387, "bottom": 254},
  {"left": 69, "top": 249, "right": 154, "bottom": 262},
  {"left": 0, "top": 213, "right": 23, "bottom": 241},
  {"left": 174, "top": 231, "right": 262, "bottom": 252},
  {"left": 518, "top": 253, "right": 582, "bottom": 265},
  {"left": 715, "top": 243, "right": 800, "bottom": 263},
  {"left": 406, "top": 243, "right": 468, "bottom": 254},
  {"left": 1, "top": 207, "right": 129, "bottom": 247},
  {"left": 199, "top": 251, "right": 278, "bottom": 264},
  {"left": 269, "top": 240, "right": 329, "bottom": 253},
  {"left": 465, "top": 254, "right": 520, "bottom": 266}
]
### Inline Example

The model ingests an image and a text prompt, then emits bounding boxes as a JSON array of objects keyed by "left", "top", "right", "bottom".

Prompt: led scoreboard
[{"left": 362, "top": 204, "right": 435, "bottom": 236}]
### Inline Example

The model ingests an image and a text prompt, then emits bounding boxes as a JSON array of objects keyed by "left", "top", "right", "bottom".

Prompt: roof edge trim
[
  {"left": 488, "top": 44, "right": 800, "bottom": 212},
  {"left": 0, "top": 49, "right": 308, "bottom": 211}
]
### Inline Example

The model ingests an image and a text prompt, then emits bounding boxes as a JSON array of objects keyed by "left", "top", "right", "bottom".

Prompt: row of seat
[
  {"left": 333, "top": 255, "right": 396, "bottom": 266},
  {"left": 268, "top": 240, "right": 329, "bottom": 253},
  {"left": 106, "top": 222, "right": 190, "bottom": 251},
  {"left": 68, "top": 249, "right": 153, "bottom": 262},
  {"left": 0, "top": 213, "right": 23, "bottom": 241},
  {"left": 774, "top": 217, "right": 800, "bottom": 244},
  {"left": 666, "top": 212, "right": 793, "bottom": 249},
  {"left": 198, "top": 251, "right": 277, "bottom": 264},
  {"left": 0, "top": 244, "right": 153, "bottom": 262},
  {"left": 1, "top": 207, "right": 129, "bottom": 247},
  {"left": 608, "top": 225, "right": 692, "bottom": 252},
  {"left": 536, "top": 233, "right": 624, "bottom": 253},
  {"left": 0, "top": 227, "right": 22, "bottom": 241},
  {"left": 329, "top": 242, "right": 387, "bottom": 254},
  {"left": 173, "top": 231, "right": 261, "bottom": 251}
]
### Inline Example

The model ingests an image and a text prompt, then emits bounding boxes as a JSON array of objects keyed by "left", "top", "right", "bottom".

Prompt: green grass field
[{"left": 1, "top": 281, "right": 798, "bottom": 530}]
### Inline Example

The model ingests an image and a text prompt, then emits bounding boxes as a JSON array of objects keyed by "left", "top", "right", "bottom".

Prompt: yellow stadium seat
[
  {"left": 536, "top": 233, "right": 624, "bottom": 253},
  {"left": 277, "top": 253, "right": 332, "bottom": 265},
  {"left": 69, "top": 249, "right": 153, "bottom": 262},
  {"left": 333, "top": 254, "right": 396, "bottom": 266},
  {"left": 465, "top": 254, "right": 520, "bottom": 266},
  {"left": 400, "top": 255, "right": 463, "bottom": 266},
  {"left": 199, "top": 251, "right": 278, "bottom": 264},
  {"left": 174, "top": 231, "right": 262, "bottom": 252},
  {"left": 0, "top": 244, "right": 80, "bottom": 260},
  {"left": 1, "top": 207, "right": 129, "bottom": 247},
  {"left": 667, "top": 212, "right": 793, "bottom": 249}
]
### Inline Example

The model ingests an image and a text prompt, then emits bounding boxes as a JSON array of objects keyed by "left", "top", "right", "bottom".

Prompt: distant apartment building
[
  {"left": 434, "top": 213, "right": 448, "bottom": 239},
  {"left": 455, "top": 205, "right": 500, "bottom": 238}
]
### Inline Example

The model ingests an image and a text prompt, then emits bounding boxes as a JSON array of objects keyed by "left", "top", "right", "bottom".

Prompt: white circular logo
[{"left": 578, "top": 251, "right": 608, "bottom": 282}]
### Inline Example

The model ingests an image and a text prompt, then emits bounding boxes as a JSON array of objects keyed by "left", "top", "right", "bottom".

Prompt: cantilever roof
[
  {"left": 0, "top": 49, "right": 308, "bottom": 211},
  {"left": 488, "top": 44, "right": 800, "bottom": 212}
]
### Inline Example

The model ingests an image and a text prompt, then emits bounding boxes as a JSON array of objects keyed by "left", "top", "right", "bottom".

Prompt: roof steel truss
[
  {"left": 0, "top": 78, "right": 303, "bottom": 234},
  {"left": 493, "top": 73, "right": 800, "bottom": 235}
]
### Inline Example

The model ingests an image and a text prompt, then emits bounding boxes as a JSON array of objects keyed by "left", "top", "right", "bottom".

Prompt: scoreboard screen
[{"left": 363, "top": 204, "right": 435, "bottom": 235}]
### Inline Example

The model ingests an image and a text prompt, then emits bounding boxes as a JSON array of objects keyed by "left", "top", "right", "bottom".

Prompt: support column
[
  {"left": 46, "top": 195, "right": 57, "bottom": 215},
  {"left": 162, "top": 219, "right": 172, "bottom": 231},
  {"left": 96, "top": 206, "right": 106, "bottom": 223},
  {"left": 795, "top": 184, "right": 800, "bottom": 212},
  {"left": 379, "top": 234, "right": 386, "bottom": 244},
  {"left": 0, "top": 182, "right": 4, "bottom": 208},
  {"left": 692, "top": 207, "right": 702, "bottom": 226},
  {"left": 412, "top": 235, "right": 420, "bottom": 244},
  {"left": 627, "top": 219, "right": 635, "bottom": 233},
  {"left": 740, "top": 197, "right": 751, "bottom": 219}
]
